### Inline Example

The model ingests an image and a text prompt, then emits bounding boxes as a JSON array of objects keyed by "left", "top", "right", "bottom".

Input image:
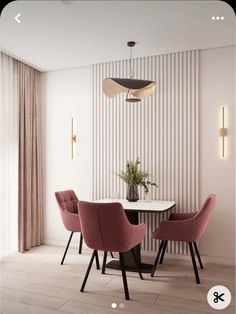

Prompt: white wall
[
  {"left": 42, "top": 67, "right": 93, "bottom": 246},
  {"left": 43, "top": 46, "right": 235, "bottom": 264},
  {"left": 199, "top": 46, "right": 235, "bottom": 264}
]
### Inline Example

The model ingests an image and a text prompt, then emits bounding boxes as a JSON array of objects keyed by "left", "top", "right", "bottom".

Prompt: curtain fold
[
  {"left": 1, "top": 52, "right": 43, "bottom": 253},
  {"left": 17, "top": 61, "right": 43, "bottom": 252}
]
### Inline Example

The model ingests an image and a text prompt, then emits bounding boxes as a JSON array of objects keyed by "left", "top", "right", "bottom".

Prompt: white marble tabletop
[{"left": 96, "top": 199, "right": 175, "bottom": 213}]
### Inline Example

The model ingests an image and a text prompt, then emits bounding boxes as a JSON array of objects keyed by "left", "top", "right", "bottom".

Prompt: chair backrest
[
  {"left": 195, "top": 194, "right": 216, "bottom": 240},
  {"left": 78, "top": 201, "right": 132, "bottom": 252},
  {"left": 55, "top": 190, "right": 78, "bottom": 214}
]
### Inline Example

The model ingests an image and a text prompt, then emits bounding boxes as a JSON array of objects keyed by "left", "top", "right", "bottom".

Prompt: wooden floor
[{"left": 0, "top": 245, "right": 235, "bottom": 314}]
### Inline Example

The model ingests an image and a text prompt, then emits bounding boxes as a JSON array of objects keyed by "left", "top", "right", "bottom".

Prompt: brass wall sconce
[
  {"left": 71, "top": 117, "right": 77, "bottom": 159},
  {"left": 220, "top": 106, "right": 228, "bottom": 159}
]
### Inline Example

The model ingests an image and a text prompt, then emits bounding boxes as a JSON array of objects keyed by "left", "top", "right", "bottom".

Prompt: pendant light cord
[{"left": 129, "top": 45, "right": 133, "bottom": 79}]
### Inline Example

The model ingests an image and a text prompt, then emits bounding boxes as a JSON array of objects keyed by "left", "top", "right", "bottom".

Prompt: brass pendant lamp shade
[
  {"left": 103, "top": 78, "right": 156, "bottom": 102},
  {"left": 102, "top": 42, "right": 156, "bottom": 102}
]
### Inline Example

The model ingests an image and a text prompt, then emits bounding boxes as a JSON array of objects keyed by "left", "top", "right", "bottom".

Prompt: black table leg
[{"left": 105, "top": 211, "right": 153, "bottom": 273}]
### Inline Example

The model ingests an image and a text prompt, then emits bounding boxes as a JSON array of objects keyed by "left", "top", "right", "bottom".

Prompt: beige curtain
[{"left": 18, "top": 61, "right": 43, "bottom": 252}]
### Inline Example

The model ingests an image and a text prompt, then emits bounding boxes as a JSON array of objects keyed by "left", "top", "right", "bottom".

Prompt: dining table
[{"left": 96, "top": 198, "right": 176, "bottom": 273}]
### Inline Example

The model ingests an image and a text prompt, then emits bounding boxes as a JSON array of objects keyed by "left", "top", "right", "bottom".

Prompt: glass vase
[{"left": 126, "top": 185, "right": 139, "bottom": 202}]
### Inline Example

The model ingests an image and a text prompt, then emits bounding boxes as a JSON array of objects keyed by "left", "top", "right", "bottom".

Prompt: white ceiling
[{"left": 0, "top": 1, "right": 235, "bottom": 72}]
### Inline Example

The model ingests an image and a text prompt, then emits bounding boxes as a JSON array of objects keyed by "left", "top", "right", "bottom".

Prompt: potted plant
[{"left": 118, "top": 158, "right": 158, "bottom": 202}]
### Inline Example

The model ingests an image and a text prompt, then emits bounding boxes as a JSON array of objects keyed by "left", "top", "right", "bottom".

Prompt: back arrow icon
[{"left": 15, "top": 13, "right": 21, "bottom": 24}]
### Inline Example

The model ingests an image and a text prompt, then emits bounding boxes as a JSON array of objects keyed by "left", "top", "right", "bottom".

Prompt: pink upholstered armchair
[
  {"left": 151, "top": 194, "right": 216, "bottom": 283},
  {"left": 55, "top": 190, "right": 100, "bottom": 268},
  {"left": 78, "top": 201, "right": 146, "bottom": 300}
]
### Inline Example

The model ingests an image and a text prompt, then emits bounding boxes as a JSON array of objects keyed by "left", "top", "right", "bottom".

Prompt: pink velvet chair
[
  {"left": 151, "top": 194, "right": 216, "bottom": 283},
  {"left": 55, "top": 190, "right": 100, "bottom": 268},
  {"left": 78, "top": 201, "right": 146, "bottom": 300}
]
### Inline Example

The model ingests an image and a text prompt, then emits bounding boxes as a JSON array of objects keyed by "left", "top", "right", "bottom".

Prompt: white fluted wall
[{"left": 92, "top": 50, "right": 199, "bottom": 254}]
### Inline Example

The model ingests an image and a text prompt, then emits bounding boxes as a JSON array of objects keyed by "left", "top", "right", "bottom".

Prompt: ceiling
[{"left": 0, "top": 0, "right": 235, "bottom": 72}]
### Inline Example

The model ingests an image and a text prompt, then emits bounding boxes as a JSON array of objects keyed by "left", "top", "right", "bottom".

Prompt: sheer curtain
[
  {"left": 0, "top": 52, "right": 43, "bottom": 256},
  {"left": 0, "top": 52, "right": 18, "bottom": 257}
]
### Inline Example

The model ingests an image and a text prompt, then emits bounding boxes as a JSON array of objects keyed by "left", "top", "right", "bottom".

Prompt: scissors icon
[{"left": 213, "top": 292, "right": 225, "bottom": 303}]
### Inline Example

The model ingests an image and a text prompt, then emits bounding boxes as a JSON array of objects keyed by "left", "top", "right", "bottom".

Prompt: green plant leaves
[{"left": 118, "top": 157, "right": 158, "bottom": 193}]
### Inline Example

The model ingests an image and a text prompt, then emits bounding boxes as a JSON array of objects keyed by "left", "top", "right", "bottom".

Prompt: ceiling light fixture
[
  {"left": 103, "top": 41, "right": 156, "bottom": 102},
  {"left": 61, "top": 0, "right": 76, "bottom": 4}
]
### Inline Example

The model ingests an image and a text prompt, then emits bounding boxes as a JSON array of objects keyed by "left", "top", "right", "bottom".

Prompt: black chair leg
[
  {"left": 131, "top": 248, "right": 143, "bottom": 280},
  {"left": 95, "top": 250, "right": 100, "bottom": 270},
  {"left": 188, "top": 242, "right": 200, "bottom": 284},
  {"left": 78, "top": 233, "right": 83, "bottom": 254},
  {"left": 61, "top": 232, "right": 74, "bottom": 265},
  {"left": 102, "top": 251, "right": 108, "bottom": 274},
  {"left": 80, "top": 250, "right": 96, "bottom": 292},
  {"left": 193, "top": 242, "right": 204, "bottom": 269},
  {"left": 159, "top": 240, "right": 168, "bottom": 264},
  {"left": 119, "top": 252, "right": 130, "bottom": 300},
  {"left": 110, "top": 252, "right": 114, "bottom": 258},
  {"left": 151, "top": 240, "right": 164, "bottom": 277}
]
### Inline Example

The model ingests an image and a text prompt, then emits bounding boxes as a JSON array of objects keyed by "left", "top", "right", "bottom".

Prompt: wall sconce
[
  {"left": 71, "top": 117, "right": 77, "bottom": 159},
  {"left": 220, "top": 106, "right": 228, "bottom": 159}
]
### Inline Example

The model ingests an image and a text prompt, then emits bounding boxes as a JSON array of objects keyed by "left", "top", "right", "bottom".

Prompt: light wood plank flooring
[{"left": 0, "top": 245, "right": 235, "bottom": 314}]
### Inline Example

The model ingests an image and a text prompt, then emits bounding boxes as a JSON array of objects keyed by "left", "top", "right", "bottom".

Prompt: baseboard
[
  {"left": 44, "top": 238, "right": 235, "bottom": 266},
  {"left": 142, "top": 250, "right": 235, "bottom": 266},
  {"left": 44, "top": 238, "right": 90, "bottom": 250}
]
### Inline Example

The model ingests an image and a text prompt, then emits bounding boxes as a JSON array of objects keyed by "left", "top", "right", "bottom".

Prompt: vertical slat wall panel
[{"left": 92, "top": 50, "right": 199, "bottom": 255}]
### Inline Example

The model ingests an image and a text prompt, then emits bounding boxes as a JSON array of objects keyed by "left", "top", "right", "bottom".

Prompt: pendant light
[{"left": 103, "top": 41, "right": 156, "bottom": 102}]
